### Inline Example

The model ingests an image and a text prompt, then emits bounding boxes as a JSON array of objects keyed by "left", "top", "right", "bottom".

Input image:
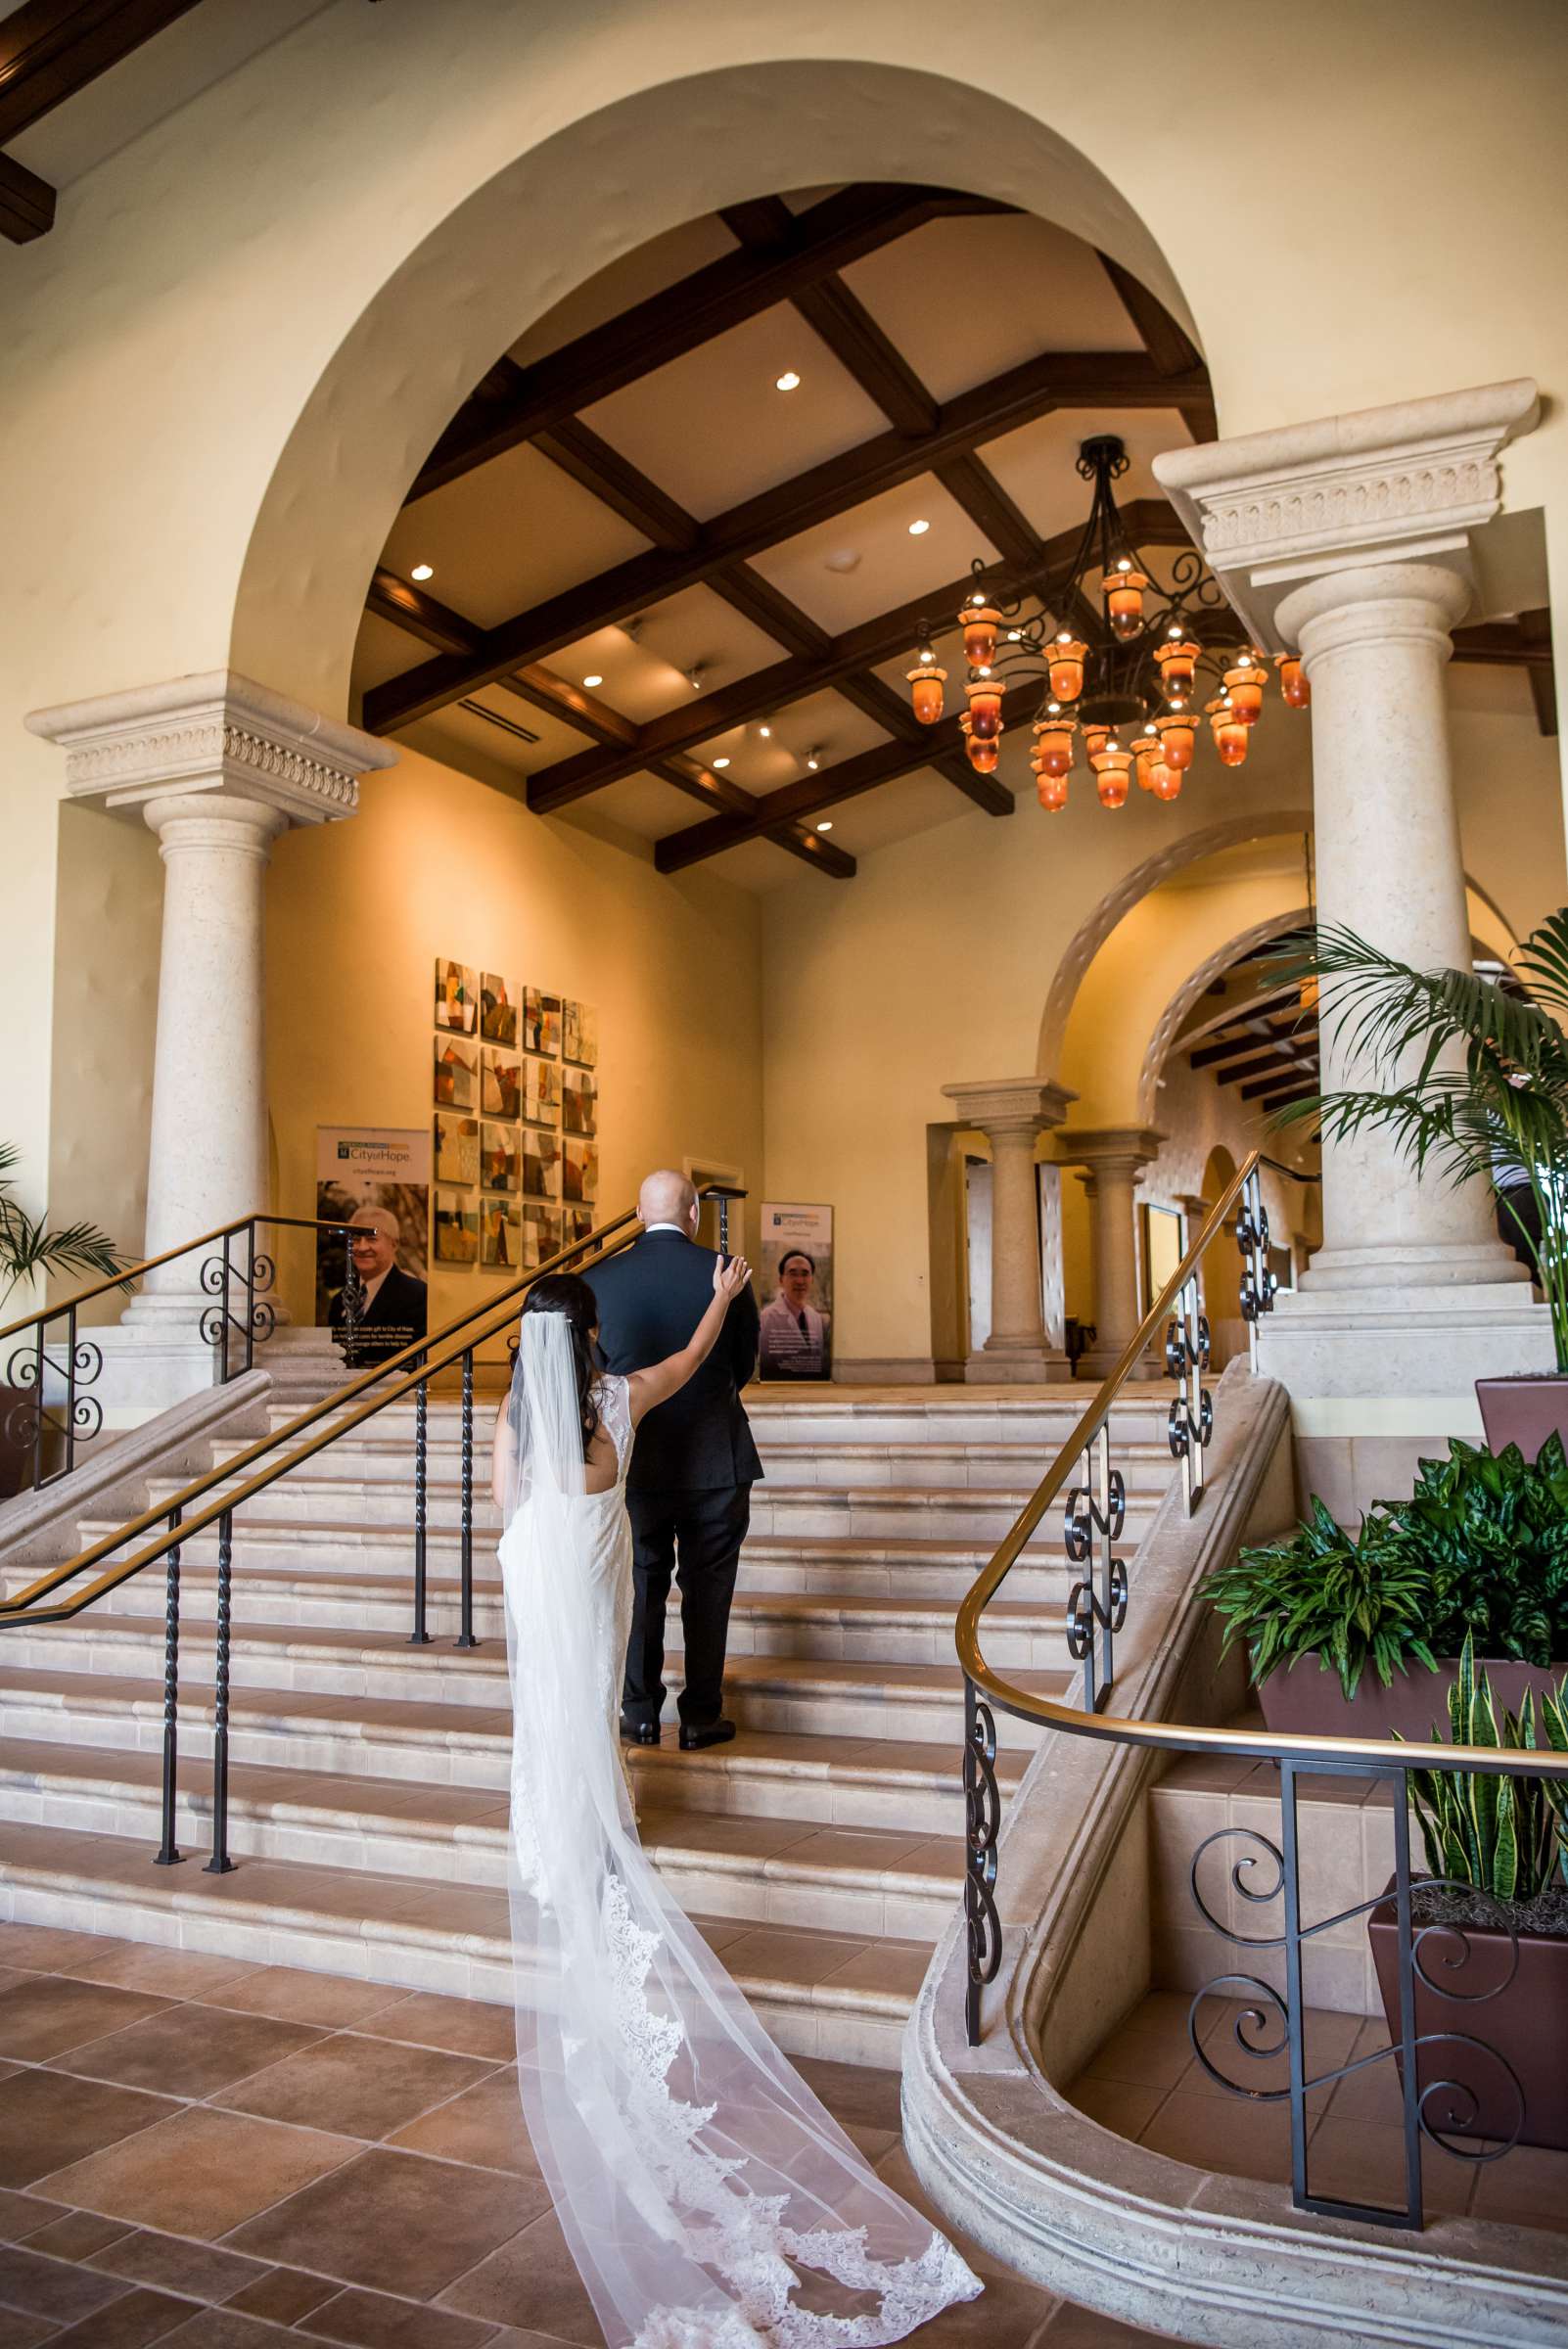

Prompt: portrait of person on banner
[
  {"left": 758, "top": 1204, "right": 834, "bottom": 1380},
  {"left": 316, "top": 1128, "right": 431, "bottom": 1368}
]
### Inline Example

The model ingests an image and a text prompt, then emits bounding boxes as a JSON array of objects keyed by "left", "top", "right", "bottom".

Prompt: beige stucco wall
[
  {"left": 5, "top": 0, "right": 1568, "bottom": 1321},
  {"left": 261, "top": 743, "right": 765, "bottom": 1332}
]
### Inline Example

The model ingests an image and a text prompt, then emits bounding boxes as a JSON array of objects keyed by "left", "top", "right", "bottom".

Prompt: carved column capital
[{"left": 942, "top": 1076, "right": 1076, "bottom": 1139}]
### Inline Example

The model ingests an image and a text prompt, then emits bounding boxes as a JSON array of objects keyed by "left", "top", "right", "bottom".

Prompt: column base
[
  {"left": 1300, "top": 1238, "right": 1531, "bottom": 1292},
  {"left": 965, "top": 1344, "right": 1075, "bottom": 1385},
  {"left": 1073, "top": 1345, "right": 1164, "bottom": 1384},
  {"left": 1258, "top": 1276, "right": 1555, "bottom": 1400}
]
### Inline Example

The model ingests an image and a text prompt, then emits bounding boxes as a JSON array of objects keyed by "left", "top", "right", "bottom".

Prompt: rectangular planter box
[
  {"left": 1367, "top": 1879, "right": 1568, "bottom": 2152},
  {"left": 1258, "top": 1653, "right": 1568, "bottom": 1743},
  {"left": 1476, "top": 1372, "right": 1568, "bottom": 1462}
]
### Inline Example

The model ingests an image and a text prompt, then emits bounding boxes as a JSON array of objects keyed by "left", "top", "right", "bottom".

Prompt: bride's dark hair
[{"left": 522, "top": 1273, "right": 602, "bottom": 1457}]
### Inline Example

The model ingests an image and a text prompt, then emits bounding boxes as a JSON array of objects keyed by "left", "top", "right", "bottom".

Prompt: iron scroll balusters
[
  {"left": 410, "top": 1351, "right": 432, "bottom": 1645},
  {"left": 455, "top": 1348, "right": 478, "bottom": 1650},
  {"left": 962, "top": 1678, "right": 1003, "bottom": 2045},
  {"left": 205, "top": 1509, "right": 236, "bottom": 1874},
  {"left": 1236, "top": 1164, "right": 1278, "bottom": 1367},
  {"left": 1165, "top": 1269, "right": 1213, "bottom": 1515},
  {"left": 4, "top": 1305, "right": 104, "bottom": 1494},
  {"left": 1064, "top": 1425, "right": 1128, "bottom": 1713},
  {"left": 155, "top": 1503, "right": 183, "bottom": 1867}
]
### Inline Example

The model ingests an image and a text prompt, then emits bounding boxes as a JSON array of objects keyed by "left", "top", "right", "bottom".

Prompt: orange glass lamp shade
[
  {"left": 1083, "top": 722, "right": 1113, "bottom": 764},
  {"left": 1101, "top": 563, "right": 1150, "bottom": 640},
  {"left": 1047, "top": 635, "right": 1087, "bottom": 701},
  {"left": 1132, "top": 735, "right": 1164, "bottom": 792},
  {"left": 1222, "top": 663, "right": 1268, "bottom": 724},
  {"left": 959, "top": 714, "right": 1000, "bottom": 775},
  {"left": 1092, "top": 748, "right": 1132, "bottom": 808},
  {"left": 1154, "top": 714, "right": 1196, "bottom": 771},
  {"left": 1036, "top": 770, "right": 1070, "bottom": 813},
  {"left": 1275, "top": 653, "right": 1311, "bottom": 709},
  {"left": 1154, "top": 637, "right": 1201, "bottom": 697},
  {"left": 965, "top": 679, "right": 1004, "bottom": 740},
  {"left": 1207, "top": 696, "right": 1249, "bottom": 766},
  {"left": 906, "top": 663, "right": 946, "bottom": 724},
  {"left": 1031, "top": 715, "right": 1077, "bottom": 778},
  {"left": 1150, "top": 761, "right": 1183, "bottom": 802},
  {"left": 961, "top": 604, "right": 1003, "bottom": 668}
]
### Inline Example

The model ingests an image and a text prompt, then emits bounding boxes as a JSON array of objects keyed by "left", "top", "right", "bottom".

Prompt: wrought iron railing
[
  {"left": 0, "top": 1213, "right": 364, "bottom": 1495},
  {"left": 955, "top": 1155, "right": 1568, "bottom": 2232}
]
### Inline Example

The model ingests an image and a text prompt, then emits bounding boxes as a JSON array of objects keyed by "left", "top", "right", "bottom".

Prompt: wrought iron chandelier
[{"left": 905, "top": 435, "right": 1311, "bottom": 813}]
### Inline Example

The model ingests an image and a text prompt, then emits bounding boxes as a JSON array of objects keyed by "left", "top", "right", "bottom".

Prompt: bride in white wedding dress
[{"left": 490, "top": 1266, "right": 982, "bottom": 2349}]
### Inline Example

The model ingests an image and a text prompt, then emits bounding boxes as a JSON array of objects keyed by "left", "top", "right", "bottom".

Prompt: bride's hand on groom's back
[{"left": 713, "top": 1254, "right": 751, "bottom": 1306}]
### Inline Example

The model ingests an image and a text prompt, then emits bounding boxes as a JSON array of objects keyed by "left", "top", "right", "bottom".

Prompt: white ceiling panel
[
  {"left": 351, "top": 610, "right": 431, "bottom": 697},
  {"left": 382, "top": 441, "right": 648, "bottom": 631},
  {"left": 563, "top": 773, "right": 710, "bottom": 843},
  {"left": 506, "top": 211, "right": 741, "bottom": 370},
  {"left": 978, "top": 408, "right": 1193, "bottom": 539},
  {"left": 690, "top": 689, "right": 891, "bottom": 798},
  {"left": 546, "top": 582, "right": 788, "bottom": 728},
  {"left": 747, "top": 473, "right": 995, "bottom": 634}
]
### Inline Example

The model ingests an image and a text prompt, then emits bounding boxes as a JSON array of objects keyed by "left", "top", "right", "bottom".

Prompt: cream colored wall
[
  {"left": 263, "top": 743, "right": 764, "bottom": 1332},
  {"left": 5, "top": 0, "right": 1568, "bottom": 1278}
]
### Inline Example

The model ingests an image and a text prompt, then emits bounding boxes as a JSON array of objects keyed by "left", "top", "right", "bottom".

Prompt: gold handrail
[
  {"left": 0, "top": 1213, "right": 362, "bottom": 1349},
  {"left": 0, "top": 1207, "right": 641, "bottom": 1622},
  {"left": 953, "top": 1153, "right": 1568, "bottom": 1780}
]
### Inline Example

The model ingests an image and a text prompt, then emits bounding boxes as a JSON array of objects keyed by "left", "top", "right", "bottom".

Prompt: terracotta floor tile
[
  {"left": 84, "top": 2232, "right": 268, "bottom": 2307},
  {"left": 0, "top": 2197, "right": 67, "bottom": 2246},
  {"left": 0, "top": 1980, "right": 174, "bottom": 2065},
  {"left": 43, "top": 2286, "right": 201, "bottom": 2348},
  {"left": 876, "top": 2268, "right": 1048, "bottom": 2346},
  {"left": 795, "top": 2058, "right": 903, "bottom": 2136},
  {"left": 51, "top": 2006, "right": 326, "bottom": 2102},
  {"left": 1469, "top": 2142, "right": 1568, "bottom": 2232},
  {"left": 844, "top": 2123, "right": 900, "bottom": 2163},
  {"left": 869, "top": 2146, "right": 1015, "bottom": 2285},
  {"left": 15, "top": 2212, "right": 132, "bottom": 2263},
  {"left": 72, "top": 1952, "right": 258, "bottom": 2004},
  {"left": 1066, "top": 2076, "right": 1167, "bottom": 2141},
  {"left": 386, "top": 2071, "right": 542, "bottom": 2182},
  {"left": 1038, "top": 2304, "right": 1184, "bottom": 2344},
  {"left": 1083, "top": 2021, "right": 1194, "bottom": 2096},
  {"left": 299, "top": 2285, "right": 503, "bottom": 2348},
  {"left": 158, "top": 2311, "right": 310, "bottom": 2348},
  {"left": 353, "top": 1996, "right": 516, "bottom": 2063},
  {"left": 205, "top": 1972, "right": 408, "bottom": 2031},
  {"left": 0, "top": 2307, "right": 66, "bottom": 2349},
  {"left": 219, "top": 2036, "right": 495, "bottom": 2142},
  {"left": 0, "top": 1927, "right": 107, "bottom": 1977},
  {"left": 1137, "top": 2089, "right": 1292, "bottom": 2187},
  {"left": 223, "top": 2149, "right": 530, "bottom": 2300},
  {"left": 39, "top": 2107, "right": 360, "bottom": 2242},
  {"left": 0, "top": 2243, "right": 130, "bottom": 2324},
  {"left": 0, "top": 2073, "right": 179, "bottom": 2191},
  {"left": 1305, "top": 2117, "right": 1475, "bottom": 2218},
  {"left": 225, "top": 2269, "right": 339, "bottom": 2326},
  {"left": 434, "top": 2210, "right": 598, "bottom": 2346}
]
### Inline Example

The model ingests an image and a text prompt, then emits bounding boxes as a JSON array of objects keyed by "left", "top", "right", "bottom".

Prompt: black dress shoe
[
  {"left": 678, "top": 1717, "right": 737, "bottom": 1753},
  {"left": 620, "top": 1720, "right": 661, "bottom": 1746}
]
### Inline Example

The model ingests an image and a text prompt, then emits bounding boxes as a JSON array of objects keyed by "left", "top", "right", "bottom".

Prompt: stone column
[
  {"left": 26, "top": 672, "right": 396, "bottom": 1409},
  {"left": 1067, "top": 1128, "right": 1164, "bottom": 1381},
  {"left": 943, "top": 1078, "right": 1075, "bottom": 1383},
  {"left": 1154, "top": 381, "right": 1553, "bottom": 1467}
]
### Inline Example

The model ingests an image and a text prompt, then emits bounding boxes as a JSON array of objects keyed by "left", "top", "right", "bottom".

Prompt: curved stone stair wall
[{"left": 0, "top": 1388, "right": 1176, "bottom": 2067}]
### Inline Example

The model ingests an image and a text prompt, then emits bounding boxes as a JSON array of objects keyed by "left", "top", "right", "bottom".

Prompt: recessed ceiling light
[
  {"left": 816, "top": 821, "right": 833, "bottom": 833},
  {"left": 410, "top": 563, "right": 434, "bottom": 581},
  {"left": 582, "top": 673, "right": 603, "bottom": 689},
  {"left": 713, "top": 756, "right": 730, "bottom": 769},
  {"left": 775, "top": 370, "right": 801, "bottom": 392},
  {"left": 807, "top": 750, "right": 820, "bottom": 771},
  {"left": 759, "top": 724, "right": 771, "bottom": 739},
  {"left": 908, "top": 519, "right": 930, "bottom": 536},
  {"left": 688, "top": 667, "right": 705, "bottom": 690}
]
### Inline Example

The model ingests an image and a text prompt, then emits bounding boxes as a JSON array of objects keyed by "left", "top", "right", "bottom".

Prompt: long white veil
[{"left": 498, "top": 1313, "right": 981, "bottom": 2348}]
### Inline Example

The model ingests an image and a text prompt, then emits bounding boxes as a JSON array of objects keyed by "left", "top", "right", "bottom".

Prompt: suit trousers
[{"left": 623, "top": 1483, "right": 752, "bottom": 1729}]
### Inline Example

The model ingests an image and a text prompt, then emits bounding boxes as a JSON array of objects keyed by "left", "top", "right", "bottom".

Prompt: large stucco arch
[{"left": 230, "top": 57, "right": 1197, "bottom": 711}]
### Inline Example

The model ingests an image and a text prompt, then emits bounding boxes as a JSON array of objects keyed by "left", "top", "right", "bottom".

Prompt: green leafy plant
[
  {"left": 0, "top": 1143, "right": 126, "bottom": 1317},
  {"left": 1404, "top": 1636, "right": 1568, "bottom": 1901},
  {"left": 1207, "top": 1499, "right": 1438, "bottom": 1700},
  {"left": 1271, "top": 909, "right": 1568, "bottom": 1368},
  {"left": 1391, "top": 1435, "right": 1568, "bottom": 1667}
]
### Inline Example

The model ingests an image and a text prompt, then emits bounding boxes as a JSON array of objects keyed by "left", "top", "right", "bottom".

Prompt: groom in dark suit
[{"left": 585, "top": 1171, "right": 761, "bottom": 1751}]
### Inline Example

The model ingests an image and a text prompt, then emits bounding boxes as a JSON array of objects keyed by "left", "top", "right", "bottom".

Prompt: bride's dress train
[{"left": 498, "top": 1327, "right": 982, "bottom": 2349}]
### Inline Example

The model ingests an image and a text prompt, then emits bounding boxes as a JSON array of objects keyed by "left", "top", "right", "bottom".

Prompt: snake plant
[{"left": 1405, "top": 1636, "right": 1568, "bottom": 1901}]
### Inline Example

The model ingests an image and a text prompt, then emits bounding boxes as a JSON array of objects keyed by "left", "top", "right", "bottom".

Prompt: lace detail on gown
[{"left": 499, "top": 1346, "right": 981, "bottom": 2348}]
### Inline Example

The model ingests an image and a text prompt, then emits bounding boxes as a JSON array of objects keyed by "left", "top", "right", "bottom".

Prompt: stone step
[
  {"left": 0, "top": 1614, "right": 1058, "bottom": 1743},
  {"left": 34, "top": 1559, "right": 1070, "bottom": 1670},
  {"left": 0, "top": 1818, "right": 925, "bottom": 2065},
  {"left": 0, "top": 1737, "right": 968, "bottom": 1939},
  {"left": 0, "top": 1663, "right": 1015, "bottom": 1826}
]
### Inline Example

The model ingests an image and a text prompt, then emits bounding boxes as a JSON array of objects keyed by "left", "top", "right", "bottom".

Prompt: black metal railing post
[
  {"left": 1064, "top": 1423, "right": 1127, "bottom": 1712},
  {"left": 962, "top": 1676, "right": 1002, "bottom": 2046},
  {"left": 29, "top": 1316, "right": 44, "bottom": 1493},
  {"left": 410, "top": 1353, "right": 432, "bottom": 1645},
  {"left": 155, "top": 1503, "right": 183, "bottom": 1866},
  {"left": 1237, "top": 1164, "right": 1277, "bottom": 1364},
  {"left": 204, "top": 1508, "right": 236, "bottom": 1874},
  {"left": 1165, "top": 1267, "right": 1213, "bottom": 1515},
  {"left": 243, "top": 1221, "right": 256, "bottom": 1375},
  {"left": 455, "top": 1348, "right": 478, "bottom": 1649}
]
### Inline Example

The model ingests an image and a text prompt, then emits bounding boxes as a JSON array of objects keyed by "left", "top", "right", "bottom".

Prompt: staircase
[{"left": 0, "top": 1386, "right": 1175, "bottom": 2064}]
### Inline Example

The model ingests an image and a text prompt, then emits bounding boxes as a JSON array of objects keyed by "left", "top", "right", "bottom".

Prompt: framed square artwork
[
  {"left": 435, "top": 958, "right": 478, "bottom": 1036},
  {"left": 481, "top": 1048, "right": 522, "bottom": 1121},
  {"left": 563, "top": 1137, "right": 598, "bottom": 1205},
  {"left": 521, "top": 1201, "right": 562, "bottom": 1269},
  {"left": 562, "top": 1067, "right": 596, "bottom": 1136},
  {"left": 482, "top": 1196, "right": 523, "bottom": 1269},
  {"left": 481, "top": 1123, "right": 521, "bottom": 1193},
  {"left": 525, "top": 1056, "right": 561, "bottom": 1126},
  {"left": 524, "top": 1128, "right": 562, "bottom": 1200},
  {"left": 524, "top": 989, "right": 562, "bottom": 1058},
  {"left": 434, "top": 1111, "right": 480, "bottom": 1186},
  {"left": 434, "top": 1188, "right": 480, "bottom": 1264},
  {"left": 481, "top": 972, "right": 519, "bottom": 1048},
  {"left": 435, "top": 1033, "right": 478, "bottom": 1111},
  {"left": 562, "top": 1000, "right": 598, "bottom": 1067},
  {"left": 562, "top": 1204, "right": 595, "bottom": 1249}
]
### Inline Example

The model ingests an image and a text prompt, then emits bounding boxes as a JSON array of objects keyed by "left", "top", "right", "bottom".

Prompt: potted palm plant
[
  {"left": 1276, "top": 909, "right": 1568, "bottom": 1452},
  {"left": 0, "top": 1143, "right": 127, "bottom": 1496}
]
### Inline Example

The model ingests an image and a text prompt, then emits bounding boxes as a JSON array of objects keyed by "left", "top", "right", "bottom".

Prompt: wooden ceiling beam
[
  {"left": 365, "top": 569, "right": 853, "bottom": 878},
  {"left": 407, "top": 184, "right": 1009, "bottom": 500},
  {"left": 1178, "top": 982, "right": 1310, "bottom": 1053},
  {"left": 1242, "top": 1065, "right": 1317, "bottom": 1102},
  {"left": 1095, "top": 250, "right": 1218, "bottom": 441},
  {"left": 1259, "top": 1086, "right": 1317, "bottom": 1116},
  {"left": 0, "top": 146, "right": 53, "bottom": 239},
  {"left": 0, "top": 0, "right": 206, "bottom": 241}
]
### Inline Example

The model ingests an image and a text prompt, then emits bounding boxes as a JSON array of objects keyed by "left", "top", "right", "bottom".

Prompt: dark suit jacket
[
  {"left": 330, "top": 1263, "right": 428, "bottom": 1366},
  {"left": 584, "top": 1231, "right": 761, "bottom": 1492}
]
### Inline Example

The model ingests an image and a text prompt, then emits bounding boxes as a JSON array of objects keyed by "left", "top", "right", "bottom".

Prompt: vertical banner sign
[
  {"left": 316, "top": 1127, "right": 432, "bottom": 1365},
  {"left": 758, "top": 1203, "right": 834, "bottom": 1380}
]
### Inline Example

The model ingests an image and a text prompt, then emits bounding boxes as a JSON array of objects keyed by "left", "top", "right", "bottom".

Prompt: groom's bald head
[{"left": 639, "top": 1170, "right": 698, "bottom": 1231}]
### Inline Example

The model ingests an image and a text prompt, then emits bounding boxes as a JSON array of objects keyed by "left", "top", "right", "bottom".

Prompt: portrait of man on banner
[{"left": 317, "top": 1128, "right": 431, "bottom": 1367}]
